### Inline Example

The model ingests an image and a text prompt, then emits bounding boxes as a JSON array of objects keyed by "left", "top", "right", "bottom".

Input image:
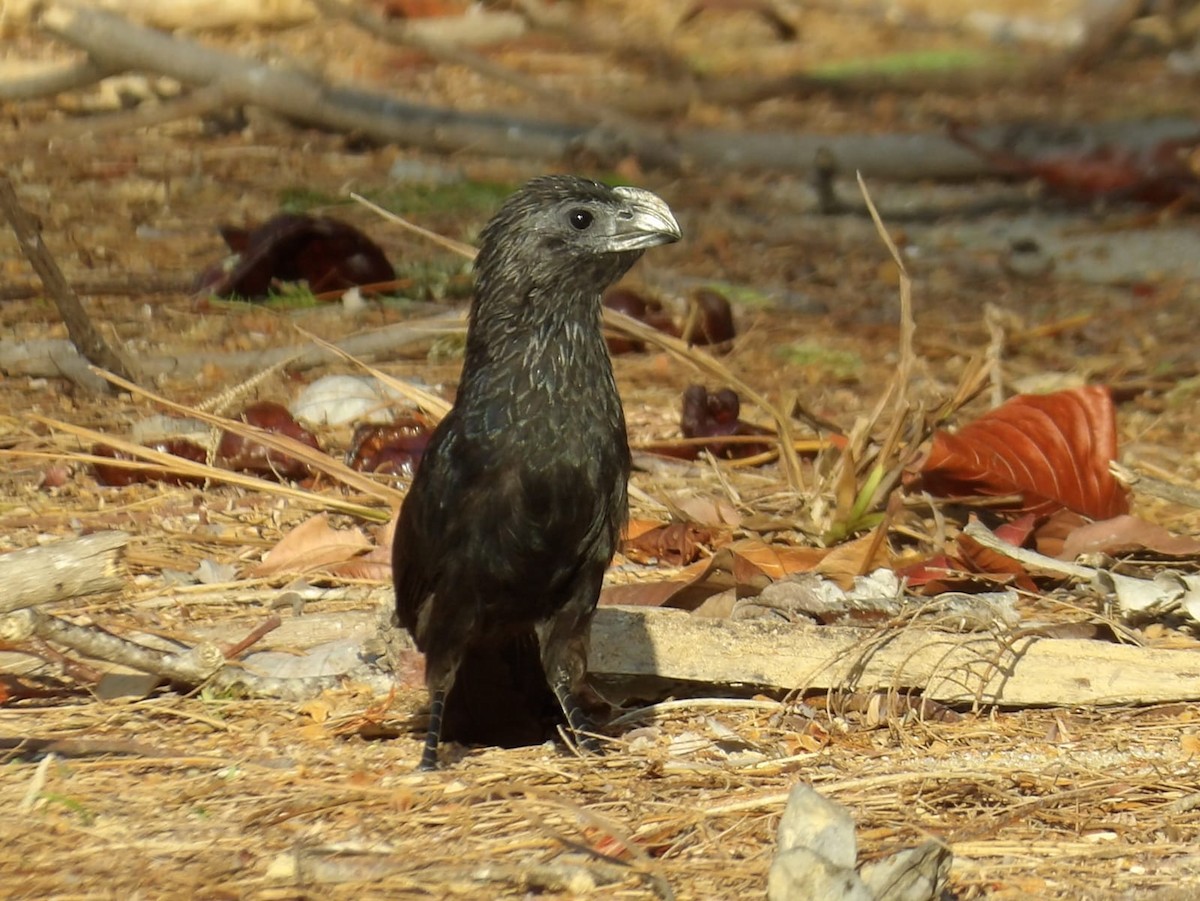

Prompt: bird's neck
[{"left": 457, "top": 280, "right": 622, "bottom": 435}]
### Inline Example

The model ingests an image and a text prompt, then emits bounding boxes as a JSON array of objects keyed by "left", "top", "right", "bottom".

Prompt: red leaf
[
  {"left": 679, "top": 384, "right": 773, "bottom": 460},
  {"left": 623, "top": 522, "right": 713, "bottom": 566},
  {"left": 196, "top": 214, "right": 395, "bottom": 300},
  {"left": 1057, "top": 514, "right": 1200, "bottom": 561},
  {"left": 217, "top": 401, "right": 321, "bottom": 481},
  {"left": 917, "top": 386, "right": 1129, "bottom": 520},
  {"left": 956, "top": 532, "right": 1038, "bottom": 593}
]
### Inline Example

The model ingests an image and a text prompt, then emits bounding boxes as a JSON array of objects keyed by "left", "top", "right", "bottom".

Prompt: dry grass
[
  {"left": 3, "top": 693, "right": 1200, "bottom": 898},
  {"left": 5, "top": 2, "right": 1200, "bottom": 897}
]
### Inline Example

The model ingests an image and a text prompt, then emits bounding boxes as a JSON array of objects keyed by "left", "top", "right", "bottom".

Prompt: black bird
[{"left": 392, "top": 175, "right": 681, "bottom": 770}]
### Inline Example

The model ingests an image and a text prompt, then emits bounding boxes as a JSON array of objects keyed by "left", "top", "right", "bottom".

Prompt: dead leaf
[
  {"left": 197, "top": 213, "right": 395, "bottom": 300},
  {"left": 670, "top": 493, "right": 742, "bottom": 528},
  {"left": 727, "top": 538, "right": 828, "bottom": 581},
  {"left": 623, "top": 521, "right": 714, "bottom": 566},
  {"left": 956, "top": 532, "right": 1038, "bottom": 593},
  {"left": 916, "top": 386, "right": 1130, "bottom": 520},
  {"left": 601, "top": 538, "right": 825, "bottom": 611},
  {"left": 328, "top": 545, "right": 393, "bottom": 581},
  {"left": 252, "top": 513, "right": 372, "bottom": 577},
  {"left": 1032, "top": 509, "right": 1089, "bottom": 558},
  {"left": 1057, "top": 514, "right": 1200, "bottom": 561},
  {"left": 600, "top": 557, "right": 735, "bottom": 610},
  {"left": 623, "top": 518, "right": 668, "bottom": 542},
  {"left": 814, "top": 530, "right": 893, "bottom": 587}
]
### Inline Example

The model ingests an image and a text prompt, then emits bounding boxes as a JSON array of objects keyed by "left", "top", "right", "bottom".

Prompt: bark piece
[
  {"left": 0, "top": 532, "right": 129, "bottom": 615},
  {"left": 588, "top": 606, "right": 1200, "bottom": 706}
]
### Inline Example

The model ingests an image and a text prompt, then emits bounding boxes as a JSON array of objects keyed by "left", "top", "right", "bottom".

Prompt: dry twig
[{"left": 0, "top": 173, "right": 136, "bottom": 389}]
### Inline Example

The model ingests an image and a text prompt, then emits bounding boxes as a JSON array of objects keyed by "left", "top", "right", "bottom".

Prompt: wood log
[
  {"left": 0, "top": 531, "right": 128, "bottom": 615},
  {"left": 588, "top": 607, "right": 1200, "bottom": 707},
  {"left": 73, "top": 603, "right": 1200, "bottom": 709}
]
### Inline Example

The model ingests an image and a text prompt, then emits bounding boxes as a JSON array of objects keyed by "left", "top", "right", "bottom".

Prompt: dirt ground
[{"left": 3, "top": 2, "right": 1200, "bottom": 899}]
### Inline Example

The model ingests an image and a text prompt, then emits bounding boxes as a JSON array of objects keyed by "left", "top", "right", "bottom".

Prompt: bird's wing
[{"left": 391, "top": 415, "right": 464, "bottom": 638}]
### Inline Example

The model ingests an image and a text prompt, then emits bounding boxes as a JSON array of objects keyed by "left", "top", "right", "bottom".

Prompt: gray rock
[
  {"left": 775, "top": 783, "right": 858, "bottom": 868},
  {"left": 768, "top": 848, "right": 874, "bottom": 901},
  {"left": 859, "top": 840, "right": 952, "bottom": 901}
]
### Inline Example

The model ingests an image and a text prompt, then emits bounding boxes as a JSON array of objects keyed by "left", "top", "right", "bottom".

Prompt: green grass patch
[
  {"left": 277, "top": 186, "right": 345, "bottom": 212},
  {"left": 778, "top": 341, "right": 863, "bottom": 380},
  {"left": 366, "top": 180, "right": 517, "bottom": 220},
  {"left": 697, "top": 280, "right": 776, "bottom": 308},
  {"left": 41, "top": 793, "right": 96, "bottom": 825}
]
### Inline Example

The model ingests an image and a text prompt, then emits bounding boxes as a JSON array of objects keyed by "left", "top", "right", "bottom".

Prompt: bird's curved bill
[{"left": 608, "top": 186, "right": 682, "bottom": 252}]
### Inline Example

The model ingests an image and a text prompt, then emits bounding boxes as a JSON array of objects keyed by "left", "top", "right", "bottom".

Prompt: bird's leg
[
  {"left": 550, "top": 676, "right": 601, "bottom": 756},
  {"left": 418, "top": 654, "right": 459, "bottom": 771},
  {"left": 536, "top": 621, "right": 601, "bottom": 755},
  {"left": 419, "top": 687, "right": 446, "bottom": 771}
]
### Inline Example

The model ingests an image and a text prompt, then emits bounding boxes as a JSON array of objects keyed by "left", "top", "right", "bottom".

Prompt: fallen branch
[
  {"left": 34, "top": 2, "right": 1173, "bottom": 181},
  {"left": 589, "top": 606, "right": 1200, "bottom": 707},
  {"left": 23, "top": 601, "right": 1193, "bottom": 709},
  {"left": 0, "top": 273, "right": 191, "bottom": 301},
  {"left": 1, "top": 608, "right": 225, "bottom": 684},
  {"left": 0, "top": 57, "right": 120, "bottom": 100},
  {"left": 311, "top": 0, "right": 680, "bottom": 171},
  {"left": 0, "top": 531, "right": 129, "bottom": 615},
  {"left": 0, "top": 173, "right": 137, "bottom": 390},
  {"left": 33, "top": 4, "right": 615, "bottom": 164},
  {"left": 0, "top": 606, "right": 365, "bottom": 701},
  {"left": 14, "top": 81, "right": 230, "bottom": 145},
  {"left": 0, "top": 309, "right": 464, "bottom": 380}
]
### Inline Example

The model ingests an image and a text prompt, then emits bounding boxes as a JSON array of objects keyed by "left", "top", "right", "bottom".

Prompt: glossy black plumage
[{"left": 392, "top": 175, "right": 681, "bottom": 769}]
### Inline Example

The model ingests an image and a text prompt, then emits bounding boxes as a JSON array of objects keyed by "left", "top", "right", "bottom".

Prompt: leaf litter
[{"left": 4, "top": 7, "right": 1200, "bottom": 899}]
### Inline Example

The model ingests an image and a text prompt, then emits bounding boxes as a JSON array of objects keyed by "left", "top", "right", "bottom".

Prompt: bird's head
[{"left": 473, "top": 175, "right": 681, "bottom": 305}]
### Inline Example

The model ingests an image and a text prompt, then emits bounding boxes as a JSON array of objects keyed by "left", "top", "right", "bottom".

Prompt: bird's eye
[{"left": 568, "top": 209, "right": 594, "bottom": 230}]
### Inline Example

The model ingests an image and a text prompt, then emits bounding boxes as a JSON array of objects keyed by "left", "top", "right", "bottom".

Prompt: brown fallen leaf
[
  {"left": 1057, "top": 513, "right": 1200, "bottom": 561},
  {"left": 252, "top": 513, "right": 372, "bottom": 577},
  {"left": 623, "top": 521, "right": 714, "bottom": 566},
  {"left": 814, "top": 529, "right": 895, "bottom": 588},
  {"left": 956, "top": 532, "right": 1038, "bottom": 593},
  {"left": 901, "top": 516, "right": 1037, "bottom": 595},
  {"left": 601, "top": 537, "right": 827, "bottom": 611},
  {"left": 328, "top": 510, "right": 399, "bottom": 581},
  {"left": 915, "top": 386, "right": 1130, "bottom": 520},
  {"left": 670, "top": 492, "right": 743, "bottom": 527},
  {"left": 624, "top": 518, "right": 671, "bottom": 542},
  {"left": 196, "top": 213, "right": 395, "bottom": 300}
]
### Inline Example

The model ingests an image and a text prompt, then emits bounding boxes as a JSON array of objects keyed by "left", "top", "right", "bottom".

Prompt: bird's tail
[{"left": 440, "top": 630, "right": 565, "bottom": 748}]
